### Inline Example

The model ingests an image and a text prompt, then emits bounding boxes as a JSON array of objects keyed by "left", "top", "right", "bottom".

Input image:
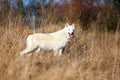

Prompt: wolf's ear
[
  {"left": 65, "top": 23, "right": 69, "bottom": 27},
  {"left": 72, "top": 23, "right": 75, "bottom": 27}
]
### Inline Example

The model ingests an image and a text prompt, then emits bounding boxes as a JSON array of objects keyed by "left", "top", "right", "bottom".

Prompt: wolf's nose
[{"left": 71, "top": 32, "right": 74, "bottom": 35}]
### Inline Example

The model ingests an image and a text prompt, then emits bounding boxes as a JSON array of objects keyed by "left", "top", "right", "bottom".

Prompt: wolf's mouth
[{"left": 68, "top": 32, "right": 74, "bottom": 39}]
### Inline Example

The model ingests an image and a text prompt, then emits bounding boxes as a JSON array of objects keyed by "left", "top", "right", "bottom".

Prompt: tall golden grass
[{"left": 0, "top": 15, "right": 120, "bottom": 80}]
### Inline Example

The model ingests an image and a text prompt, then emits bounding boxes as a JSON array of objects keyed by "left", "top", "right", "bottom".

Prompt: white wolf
[{"left": 20, "top": 23, "right": 75, "bottom": 56}]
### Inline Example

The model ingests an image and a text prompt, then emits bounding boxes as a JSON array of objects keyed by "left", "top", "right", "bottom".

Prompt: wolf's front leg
[
  {"left": 58, "top": 49, "right": 62, "bottom": 56},
  {"left": 53, "top": 49, "right": 62, "bottom": 56},
  {"left": 53, "top": 49, "right": 58, "bottom": 56}
]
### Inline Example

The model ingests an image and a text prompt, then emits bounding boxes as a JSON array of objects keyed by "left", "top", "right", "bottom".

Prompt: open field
[{"left": 0, "top": 23, "right": 120, "bottom": 80}]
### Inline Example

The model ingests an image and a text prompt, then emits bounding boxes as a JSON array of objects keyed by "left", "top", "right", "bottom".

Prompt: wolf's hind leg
[
  {"left": 35, "top": 47, "right": 41, "bottom": 53},
  {"left": 20, "top": 46, "right": 36, "bottom": 55}
]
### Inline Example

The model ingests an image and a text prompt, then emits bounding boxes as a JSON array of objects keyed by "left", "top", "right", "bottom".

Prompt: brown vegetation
[
  {"left": 0, "top": 0, "right": 120, "bottom": 80},
  {"left": 0, "top": 21, "right": 120, "bottom": 80}
]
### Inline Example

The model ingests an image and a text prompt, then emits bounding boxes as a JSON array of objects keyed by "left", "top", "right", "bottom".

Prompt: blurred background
[{"left": 0, "top": 0, "right": 120, "bottom": 30}]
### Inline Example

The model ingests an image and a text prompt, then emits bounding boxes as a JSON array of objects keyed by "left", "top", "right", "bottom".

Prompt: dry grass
[{"left": 0, "top": 22, "right": 120, "bottom": 80}]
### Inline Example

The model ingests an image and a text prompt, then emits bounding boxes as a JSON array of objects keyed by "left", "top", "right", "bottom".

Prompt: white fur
[{"left": 20, "top": 23, "right": 75, "bottom": 56}]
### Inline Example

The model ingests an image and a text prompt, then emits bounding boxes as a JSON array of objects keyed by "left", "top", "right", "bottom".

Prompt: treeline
[
  {"left": 0, "top": 0, "right": 120, "bottom": 31},
  {"left": 62, "top": 0, "right": 120, "bottom": 31}
]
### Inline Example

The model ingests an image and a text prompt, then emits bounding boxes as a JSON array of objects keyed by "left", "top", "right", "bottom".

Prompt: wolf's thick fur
[{"left": 20, "top": 23, "right": 75, "bottom": 56}]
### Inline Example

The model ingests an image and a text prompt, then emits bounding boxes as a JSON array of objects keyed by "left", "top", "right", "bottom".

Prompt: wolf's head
[{"left": 65, "top": 23, "right": 75, "bottom": 39}]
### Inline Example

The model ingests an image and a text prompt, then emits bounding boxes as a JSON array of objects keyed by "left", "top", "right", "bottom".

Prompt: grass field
[{"left": 0, "top": 22, "right": 120, "bottom": 80}]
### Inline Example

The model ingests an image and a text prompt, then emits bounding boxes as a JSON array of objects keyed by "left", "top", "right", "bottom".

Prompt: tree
[{"left": 113, "top": 0, "right": 120, "bottom": 11}]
